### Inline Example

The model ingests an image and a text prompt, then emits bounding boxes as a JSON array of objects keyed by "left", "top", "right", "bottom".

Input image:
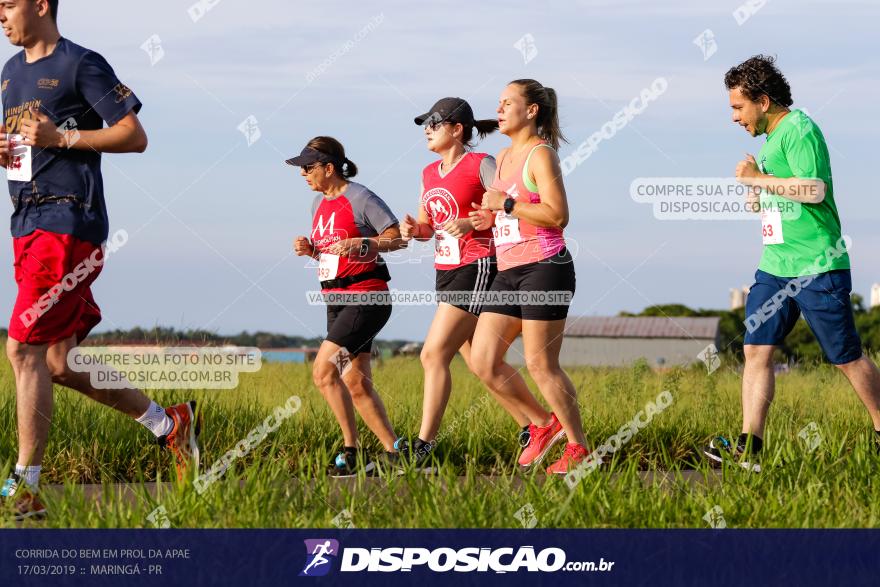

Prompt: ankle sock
[
  {"left": 136, "top": 402, "right": 174, "bottom": 437},
  {"left": 14, "top": 464, "right": 41, "bottom": 491}
]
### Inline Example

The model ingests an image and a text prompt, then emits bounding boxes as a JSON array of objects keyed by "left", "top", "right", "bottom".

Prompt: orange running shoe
[
  {"left": 158, "top": 401, "right": 201, "bottom": 481},
  {"left": 546, "top": 443, "right": 591, "bottom": 475},
  {"left": 2, "top": 474, "right": 47, "bottom": 521},
  {"left": 517, "top": 413, "right": 565, "bottom": 468}
]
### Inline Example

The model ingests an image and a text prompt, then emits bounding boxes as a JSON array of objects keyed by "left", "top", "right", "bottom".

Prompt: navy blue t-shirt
[{"left": 2, "top": 37, "right": 142, "bottom": 245}]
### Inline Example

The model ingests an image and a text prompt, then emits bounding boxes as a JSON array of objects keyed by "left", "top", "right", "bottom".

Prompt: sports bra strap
[{"left": 522, "top": 143, "right": 555, "bottom": 193}]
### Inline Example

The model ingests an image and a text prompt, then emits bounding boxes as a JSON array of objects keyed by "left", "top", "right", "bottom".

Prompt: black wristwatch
[
  {"left": 503, "top": 197, "right": 516, "bottom": 215},
  {"left": 358, "top": 238, "right": 370, "bottom": 257}
]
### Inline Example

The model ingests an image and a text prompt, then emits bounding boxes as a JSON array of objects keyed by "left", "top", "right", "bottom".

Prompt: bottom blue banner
[{"left": 1, "top": 529, "right": 875, "bottom": 586}]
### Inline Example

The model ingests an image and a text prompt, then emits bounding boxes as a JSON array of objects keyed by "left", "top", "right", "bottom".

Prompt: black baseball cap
[
  {"left": 284, "top": 146, "right": 341, "bottom": 167},
  {"left": 414, "top": 97, "right": 475, "bottom": 126}
]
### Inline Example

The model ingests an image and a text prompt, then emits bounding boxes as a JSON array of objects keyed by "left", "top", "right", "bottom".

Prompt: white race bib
[
  {"left": 6, "top": 134, "right": 32, "bottom": 182},
  {"left": 318, "top": 253, "right": 340, "bottom": 281},
  {"left": 493, "top": 211, "right": 522, "bottom": 246},
  {"left": 761, "top": 209, "right": 784, "bottom": 245},
  {"left": 434, "top": 229, "right": 461, "bottom": 265}
]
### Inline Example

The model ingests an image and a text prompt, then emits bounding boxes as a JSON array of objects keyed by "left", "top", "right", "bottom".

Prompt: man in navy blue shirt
[{"left": 0, "top": 0, "right": 200, "bottom": 520}]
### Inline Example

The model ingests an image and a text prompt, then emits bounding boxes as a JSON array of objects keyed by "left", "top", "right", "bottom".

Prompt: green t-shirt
[{"left": 756, "top": 109, "right": 849, "bottom": 277}]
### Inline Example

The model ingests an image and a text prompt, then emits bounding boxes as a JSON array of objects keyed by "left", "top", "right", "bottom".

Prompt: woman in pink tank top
[{"left": 468, "top": 79, "right": 592, "bottom": 475}]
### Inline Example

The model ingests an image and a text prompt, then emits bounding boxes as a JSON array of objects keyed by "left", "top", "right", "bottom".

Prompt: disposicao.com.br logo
[
  {"left": 301, "top": 542, "right": 614, "bottom": 575},
  {"left": 300, "top": 539, "right": 339, "bottom": 577}
]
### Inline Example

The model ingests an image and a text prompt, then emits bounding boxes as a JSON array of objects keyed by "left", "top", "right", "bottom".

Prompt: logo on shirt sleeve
[{"left": 113, "top": 83, "right": 133, "bottom": 103}]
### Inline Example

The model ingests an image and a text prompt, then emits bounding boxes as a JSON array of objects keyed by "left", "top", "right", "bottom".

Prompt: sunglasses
[
  {"left": 424, "top": 119, "right": 450, "bottom": 132},
  {"left": 301, "top": 162, "right": 325, "bottom": 173}
]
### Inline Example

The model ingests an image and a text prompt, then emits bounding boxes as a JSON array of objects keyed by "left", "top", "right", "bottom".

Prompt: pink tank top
[{"left": 491, "top": 142, "right": 566, "bottom": 271}]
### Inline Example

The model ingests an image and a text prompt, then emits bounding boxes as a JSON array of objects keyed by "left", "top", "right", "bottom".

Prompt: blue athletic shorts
[{"left": 743, "top": 269, "right": 862, "bottom": 365}]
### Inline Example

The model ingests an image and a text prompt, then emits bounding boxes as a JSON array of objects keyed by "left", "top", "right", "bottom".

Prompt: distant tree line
[
  {"left": 621, "top": 294, "right": 880, "bottom": 364},
  {"left": 0, "top": 326, "right": 411, "bottom": 354}
]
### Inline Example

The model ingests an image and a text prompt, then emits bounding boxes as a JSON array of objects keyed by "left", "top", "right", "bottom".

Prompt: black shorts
[
  {"left": 481, "top": 248, "right": 576, "bottom": 321},
  {"left": 326, "top": 302, "right": 392, "bottom": 356},
  {"left": 435, "top": 257, "right": 497, "bottom": 316}
]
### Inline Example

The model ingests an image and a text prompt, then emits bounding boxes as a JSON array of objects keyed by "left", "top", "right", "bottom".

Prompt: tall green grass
[{"left": 2, "top": 349, "right": 879, "bottom": 528}]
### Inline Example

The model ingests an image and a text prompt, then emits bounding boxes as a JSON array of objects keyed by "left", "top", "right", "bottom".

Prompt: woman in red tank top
[
  {"left": 469, "top": 79, "right": 593, "bottom": 475},
  {"left": 394, "top": 98, "right": 531, "bottom": 468}
]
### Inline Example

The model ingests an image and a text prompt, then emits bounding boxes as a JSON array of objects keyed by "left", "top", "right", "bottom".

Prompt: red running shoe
[
  {"left": 158, "top": 401, "right": 201, "bottom": 481},
  {"left": 517, "top": 413, "right": 565, "bottom": 468},
  {"left": 2, "top": 474, "right": 47, "bottom": 521},
  {"left": 546, "top": 443, "right": 591, "bottom": 475}
]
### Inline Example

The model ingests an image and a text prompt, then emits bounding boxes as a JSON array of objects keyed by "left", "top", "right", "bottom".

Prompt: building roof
[{"left": 564, "top": 316, "right": 720, "bottom": 339}]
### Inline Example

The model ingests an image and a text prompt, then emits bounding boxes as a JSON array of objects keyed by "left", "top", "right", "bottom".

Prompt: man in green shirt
[{"left": 704, "top": 55, "right": 880, "bottom": 471}]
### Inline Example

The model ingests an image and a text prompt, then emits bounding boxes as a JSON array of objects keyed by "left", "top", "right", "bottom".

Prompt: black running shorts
[
  {"left": 481, "top": 248, "right": 576, "bottom": 321},
  {"left": 435, "top": 256, "right": 497, "bottom": 316},
  {"left": 325, "top": 302, "right": 392, "bottom": 356}
]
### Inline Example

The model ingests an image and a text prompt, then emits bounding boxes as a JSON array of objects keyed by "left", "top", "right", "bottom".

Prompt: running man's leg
[
  {"left": 836, "top": 356, "right": 880, "bottom": 431},
  {"left": 6, "top": 339, "right": 53, "bottom": 467},
  {"left": 521, "top": 318, "right": 587, "bottom": 446},
  {"left": 342, "top": 351, "right": 397, "bottom": 452},
  {"left": 470, "top": 312, "right": 551, "bottom": 426},
  {"left": 313, "top": 340, "right": 359, "bottom": 448},
  {"left": 44, "top": 335, "right": 150, "bottom": 417},
  {"left": 739, "top": 270, "right": 799, "bottom": 439},
  {"left": 793, "top": 270, "right": 880, "bottom": 431},
  {"left": 741, "top": 344, "right": 776, "bottom": 438}
]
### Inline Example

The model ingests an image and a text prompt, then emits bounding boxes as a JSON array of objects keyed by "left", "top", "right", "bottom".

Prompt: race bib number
[
  {"left": 6, "top": 134, "right": 32, "bottom": 182},
  {"left": 493, "top": 211, "right": 522, "bottom": 246},
  {"left": 434, "top": 229, "right": 461, "bottom": 265},
  {"left": 318, "top": 253, "right": 340, "bottom": 280},
  {"left": 761, "top": 209, "right": 784, "bottom": 245}
]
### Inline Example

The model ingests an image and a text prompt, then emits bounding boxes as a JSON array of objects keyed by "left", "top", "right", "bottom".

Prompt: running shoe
[
  {"left": 394, "top": 437, "right": 436, "bottom": 473},
  {"left": 703, "top": 434, "right": 761, "bottom": 473},
  {"left": 518, "top": 425, "right": 531, "bottom": 449},
  {"left": 373, "top": 451, "right": 404, "bottom": 476},
  {"left": 157, "top": 401, "right": 201, "bottom": 481},
  {"left": 518, "top": 413, "right": 565, "bottom": 468},
  {"left": 328, "top": 449, "right": 377, "bottom": 478},
  {"left": 546, "top": 443, "right": 592, "bottom": 475},
  {"left": 2, "top": 474, "right": 47, "bottom": 521}
]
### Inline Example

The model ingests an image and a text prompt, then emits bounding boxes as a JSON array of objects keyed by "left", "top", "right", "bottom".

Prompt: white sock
[
  {"left": 15, "top": 464, "right": 41, "bottom": 491},
  {"left": 136, "top": 401, "right": 174, "bottom": 437}
]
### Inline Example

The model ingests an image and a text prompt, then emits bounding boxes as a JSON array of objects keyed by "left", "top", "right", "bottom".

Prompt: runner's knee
[
  {"left": 345, "top": 378, "right": 371, "bottom": 401},
  {"left": 420, "top": 343, "right": 454, "bottom": 369},
  {"left": 471, "top": 354, "right": 502, "bottom": 383},
  {"left": 744, "top": 345, "right": 775, "bottom": 366},
  {"left": 312, "top": 361, "right": 341, "bottom": 390},
  {"left": 525, "top": 355, "right": 561, "bottom": 383},
  {"left": 5, "top": 340, "right": 47, "bottom": 371}
]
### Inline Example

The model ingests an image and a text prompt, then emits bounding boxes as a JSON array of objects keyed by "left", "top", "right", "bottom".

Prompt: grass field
[{"left": 2, "top": 349, "right": 880, "bottom": 529}]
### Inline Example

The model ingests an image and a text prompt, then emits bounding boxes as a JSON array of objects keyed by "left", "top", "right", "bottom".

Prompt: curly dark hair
[{"left": 724, "top": 55, "right": 793, "bottom": 108}]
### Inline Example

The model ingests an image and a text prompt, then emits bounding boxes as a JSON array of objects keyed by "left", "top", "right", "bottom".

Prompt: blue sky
[{"left": 2, "top": 0, "right": 878, "bottom": 341}]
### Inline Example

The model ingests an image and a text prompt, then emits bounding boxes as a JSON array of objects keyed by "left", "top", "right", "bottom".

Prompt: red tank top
[{"left": 421, "top": 152, "right": 495, "bottom": 270}]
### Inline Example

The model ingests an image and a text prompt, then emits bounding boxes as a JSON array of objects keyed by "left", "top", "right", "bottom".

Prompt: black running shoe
[
  {"left": 373, "top": 451, "right": 404, "bottom": 476},
  {"left": 703, "top": 435, "right": 761, "bottom": 473},
  {"left": 328, "top": 449, "right": 377, "bottom": 478},
  {"left": 394, "top": 437, "right": 437, "bottom": 473}
]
